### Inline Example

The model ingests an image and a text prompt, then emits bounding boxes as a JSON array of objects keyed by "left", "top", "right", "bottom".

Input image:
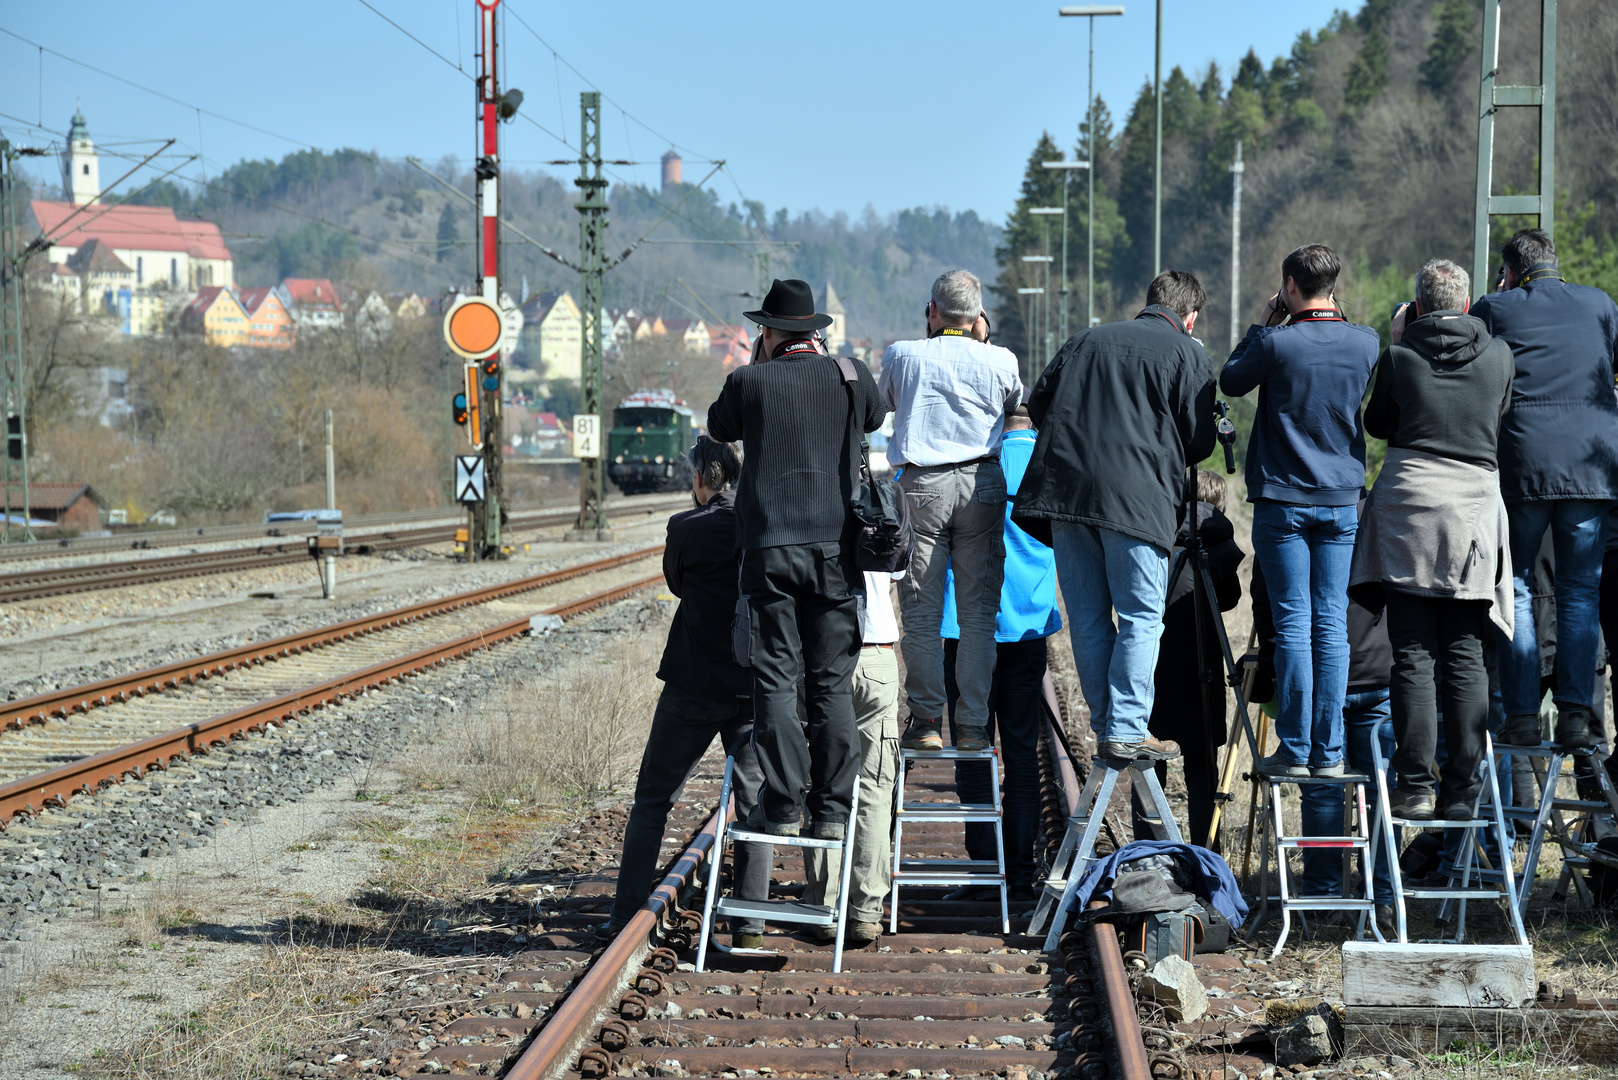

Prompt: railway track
[
  {"left": 355, "top": 689, "right": 1163, "bottom": 1080},
  {"left": 0, "top": 546, "right": 668, "bottom": 824},
  {"left": 0, "top": 497, "right": 685, "bottom": 603}
]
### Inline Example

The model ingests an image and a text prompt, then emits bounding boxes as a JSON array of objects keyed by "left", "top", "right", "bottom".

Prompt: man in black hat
[{"left": 707, "top": 279, "right": 888, "bottom": 841}]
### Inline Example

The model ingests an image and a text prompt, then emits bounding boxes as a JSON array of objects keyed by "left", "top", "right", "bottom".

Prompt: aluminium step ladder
[
  {"left": 695, "top": 756, "right": 860, "bottom": 974},
  {"left": 890, "top": 746, "right": 1009, "bottom": 936},
  {"left": 1468, "top": 739, "right": 1618, "bottom": 915},
  {"left": 1368, "top": 732, "right": 1529, "bottom": 947},
  {"left": 1254, "top": 768, "right": 1385, "bottom": 956},
  {"left": 1026, "top": 756, "right": 1183, "bottom": 952}
]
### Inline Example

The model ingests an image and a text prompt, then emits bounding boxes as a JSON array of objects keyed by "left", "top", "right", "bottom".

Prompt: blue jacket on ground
[
  {"left": 1064, "top": 839, "right": 1248, "bottom": 925},
  {"left": 1220, "top": 316, "right": 1379, "bottom": 506},
  {"left": 1469, "top": 270, "right": 1618, "bottom": 503},
  {"left": 940, "top": 428, "right": 1061, "bottom": 642}
]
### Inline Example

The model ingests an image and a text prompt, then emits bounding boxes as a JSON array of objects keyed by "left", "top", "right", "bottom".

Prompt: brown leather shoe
[{"left": 1097, "top": 736, "right": 1181, "bottom": 762}]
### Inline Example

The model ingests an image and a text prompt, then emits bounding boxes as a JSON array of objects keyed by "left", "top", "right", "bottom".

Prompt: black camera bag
[{"left": 835, "top": 356, "right": 914, "bottom": 573}]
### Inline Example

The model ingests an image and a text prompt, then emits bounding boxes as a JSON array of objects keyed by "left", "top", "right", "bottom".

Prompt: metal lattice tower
[
  {"left": 1473, "top": 0, "right": 1556, "bottom": 293},
  {"left": 0, "top": 142, "right": 32, "bottom": 543},
  {"left": 574, "top": 92, "right": 609, "bottom": 535}
]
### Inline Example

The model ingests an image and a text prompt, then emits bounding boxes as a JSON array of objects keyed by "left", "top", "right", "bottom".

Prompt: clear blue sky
[{"left": 0, "top": 1, "right": 1350, "bottom": 222}]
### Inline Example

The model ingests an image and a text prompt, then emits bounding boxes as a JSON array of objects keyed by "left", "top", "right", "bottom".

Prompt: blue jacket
[
  {"left": 1469, "top": 272, "right": 1618, "bottom": 503},
  {"left": 940, "top": 429, "right": 1061, "bottom": 642},
  {"left": 1221, "top": 316, "right": 1379, "bottom": 506},
  {"left": 1064, "top": 839, "right": 1249, "bottom": 925}
]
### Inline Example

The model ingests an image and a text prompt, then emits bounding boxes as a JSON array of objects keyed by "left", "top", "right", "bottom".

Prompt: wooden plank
[
  {"left": 1341, "top": 943, "right": 1535, "bottom": 1008},
  {"left": 1346, "top": 1007, "right": 1618, "bottom": 1065}
]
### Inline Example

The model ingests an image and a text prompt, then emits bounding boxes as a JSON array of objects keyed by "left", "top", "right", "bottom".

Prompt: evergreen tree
[
  {"left": 1233, "top": 49, "right": 1267, "bottom": 96},
  {"left": 990, "top": 133, "right": 1067, "bottom": 375},
  {"left": 1422, "top": 0, "right": 1475, "bottom": 93},
  {"left": 1343, "top": 26, "right": 1390, "bottom": 110},
  {"left": 436, "top": 202, "right": 460, "bottom": 264}
]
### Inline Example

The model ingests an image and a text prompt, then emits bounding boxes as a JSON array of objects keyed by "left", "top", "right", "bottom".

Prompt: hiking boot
[
  {"left": 1436, "top": 802, "right": 1479, "bottom": 824},
  {"left": 732, "top": 932, "right": 765, "bottom": 950},
  {"left": 808, "top": 820, "right": 846, "bottom": 841},
  {"left": 902, "top": 715, "right": 944, "bottom": 751},
  {"left": 1554, "top": 705, "right": 1601, "bottom": 751},
  {"left": 954, "top": 725, "right": 991, "bottom": 752},
  {"left": 1256, "top": 753, "right": 1309, "bottom": 778},
  {"left": 1496, "top": 713, "right": 1543, "bottom": 747},
  {"left": 592, "top": 918, "right": 627, "bottom": 943},
  {"left": 1312, "top": 760, "right": 1347, "bottom": 778},
  {"left": 1388, "top": 789, "right": 1435, "bottom": 821},
  {"left": 845, "top": 921, "right": 882, "bottom": 947},
  {"left": 764, "top": 820, "right": 801, "bottom": 837},
  {"left": 804, "top": 924, "right": 837, "bottom": 944},
  {"left": 1097, "top": 736, "right": 1181, "bottom": 762},
  {"left": 1374, "top": 903, "right": 1397, "bottom": 936}
]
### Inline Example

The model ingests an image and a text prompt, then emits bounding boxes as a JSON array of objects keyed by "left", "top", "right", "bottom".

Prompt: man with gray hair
[
  {"left": 879, "top": 269, "right": 1024, "bottom": 753},
  {"left": 1352, "top": 258, "right": 1515, "bottom": 822}
]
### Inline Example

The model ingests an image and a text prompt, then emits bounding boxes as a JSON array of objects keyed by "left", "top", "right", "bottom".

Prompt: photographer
[
  {"left": 598, "top": 438, "right": 768, "bottom": 946},
  {"left": 1013, "top": 270, "right": 1217, "bottom": 764},
  {"left": 706, "top": 279, "right": 886, "bottom": 843},
  {"left": 879, "top": 270, "right": 1023, "bottom": 755},
  {"left": 1352, "top": 259, "right": 1514, "bottom": 821},
  {"left": 1470, "top": 229, "right": 1618, "bottom": 752},
  {"left": 1220, "top": 244, "right": 1379, "bottom": 779}
]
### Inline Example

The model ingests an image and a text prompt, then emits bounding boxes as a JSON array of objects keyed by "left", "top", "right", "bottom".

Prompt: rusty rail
[
  {"left": 1042, "top": 675, "right": 1152, "bottom": 1080},
  {"left": 504, "top": 807, "right": 723, "bottom": 1080},
  {"left": 0, "top": 499, "right": 682, "bottom": 603},
  {"left": 1, "top": 547, "right": 662, "bottom": 732},
  {"left": 0, "top": 572, "right": 665, "bottom": 826}
]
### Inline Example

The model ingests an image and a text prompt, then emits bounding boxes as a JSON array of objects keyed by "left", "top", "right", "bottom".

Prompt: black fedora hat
[{"left": 743, "top": 278, "right": 834, "bottom": 332}]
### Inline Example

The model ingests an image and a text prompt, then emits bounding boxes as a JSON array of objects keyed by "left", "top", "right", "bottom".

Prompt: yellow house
[
  {"left": 183, "top": 286, "right": 250, "bottom": 347},
  {"left": 517, "top": 290, "right": 583, "bottom": 382}
]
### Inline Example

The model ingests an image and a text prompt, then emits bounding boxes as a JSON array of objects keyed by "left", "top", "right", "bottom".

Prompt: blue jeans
[
  {"left": 1052, "top": 521, "right": 1169, "bottom": 744},
  {"left": 1299, "top": 688, "right": 1397, "bottom": 903},
  {"left": 1251, "top": 501, "right": 1357, "bottom": 768},
  {"left": 1499, "top": 499, "right": 1609, "bottom": 714}
]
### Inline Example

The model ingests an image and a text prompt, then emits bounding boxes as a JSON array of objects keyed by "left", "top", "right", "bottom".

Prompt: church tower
[{"left": 61, "top": 105, "right": 100, "bottom": 206}]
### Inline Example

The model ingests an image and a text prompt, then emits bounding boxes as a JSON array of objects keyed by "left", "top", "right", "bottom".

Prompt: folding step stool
[
  {"left": 1474, "top": 741, "right": 1618, "bottom": 914},
  {"left": 1026, "top": 756, "right": 1182, "bottom": 952},
  {"left": 890, "top": 746, "right": 1009, "bottom": 936},
  {"left": 694, "top": 756, "right": 860, "bottom": 974},
  {"left": 1253, "top": 769, "right": 1385, "bottom": 956},
  {"left": 1368, "top": 732, "right": 1528, "bottom": 946}
]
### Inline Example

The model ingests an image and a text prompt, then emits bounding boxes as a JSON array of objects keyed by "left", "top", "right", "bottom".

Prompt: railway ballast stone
[
  {"left": 1138, "top": 954, "right": 1208, "bottom": 1022},
  {"left": 1271, "top": 1003, "right": 1343, "bottom": 1067}
]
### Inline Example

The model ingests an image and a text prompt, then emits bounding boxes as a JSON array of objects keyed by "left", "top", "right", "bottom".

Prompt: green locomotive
[{"left": 607, "top": 389, "right": 697, "bottom": 495}]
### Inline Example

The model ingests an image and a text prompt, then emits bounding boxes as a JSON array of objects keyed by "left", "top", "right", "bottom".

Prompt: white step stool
[
  {"left": 890, "top": 746, "right": 1009, "bottom": 935},
  {"left": 1026, "top": 756, "right": 1182, "bottom": 952},
  {"left": 694, "top": 755, "right": 860, "bottom": 973}
]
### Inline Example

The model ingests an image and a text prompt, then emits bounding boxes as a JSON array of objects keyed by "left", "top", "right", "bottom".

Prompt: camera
[{"left": 1215, "top": 401, "right": 1237, "bottom": 475}]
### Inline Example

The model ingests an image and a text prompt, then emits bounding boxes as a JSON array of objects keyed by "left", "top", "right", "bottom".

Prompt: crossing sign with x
[{"left": 455, "top": 455, "right": 485, "bottom": 504}]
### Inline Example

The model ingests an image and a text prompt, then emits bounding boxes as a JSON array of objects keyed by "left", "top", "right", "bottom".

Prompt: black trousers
[
  {"left": 609, "top": 686, "right": 769, "bottom": 932},
  {"left": 1387, "top": 592, "right": 1492, "bottom": 806},
  {"left": 744, "top": 541, "right": 862, "bottom": 828},
  {"left": 943, "top": 636, "right": 1048, "bottom": 888}
]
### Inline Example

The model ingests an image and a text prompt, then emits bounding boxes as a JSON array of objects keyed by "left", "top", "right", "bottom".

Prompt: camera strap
[
  {"left": 1520, "top": 263, "right": 1563, "bottom": 286},
  {"left": 1288, "top": 308, "right": 1345, "bottom": 323},
  {"left": 930, "top": 326, "right": 970, "bottom": 338}
]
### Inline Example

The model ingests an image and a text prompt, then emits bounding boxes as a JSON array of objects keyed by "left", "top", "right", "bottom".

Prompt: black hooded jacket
[
  {"left": 1013, "top": 306, "right": 1218, "bottom": 551},
  {"left": 1363, "top": 310, "right": 1514, "bottom": 468}
]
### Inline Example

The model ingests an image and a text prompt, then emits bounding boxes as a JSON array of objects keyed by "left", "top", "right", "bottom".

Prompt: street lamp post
[
  {"left": 1042, "top": 162, "right": 1088, "bottom": 341},
  {"left": 1028, "top": 208, "right": 1064, "bottom": 369},
  {"left": 1059, "top": 6, "right": 1125, "bottom": 325}
]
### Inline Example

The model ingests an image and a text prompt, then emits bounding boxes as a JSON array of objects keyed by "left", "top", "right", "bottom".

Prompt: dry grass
[
  {"left": 95, "top": 946, "right": 389, "bottom": 1080},
  {"left": 398, "top": 627, "right": 663, "bottom": 814}
]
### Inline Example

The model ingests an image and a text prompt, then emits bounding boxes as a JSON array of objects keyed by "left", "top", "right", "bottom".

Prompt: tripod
[{"left": 1169, "top": 404, "right": 1265, "bottom": 852}]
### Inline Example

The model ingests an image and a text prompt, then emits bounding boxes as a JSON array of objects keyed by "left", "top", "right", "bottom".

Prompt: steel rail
[
  {"left": 0, "top": 572, "right": 665, "bottom": 825},
  {"left": 0, "top": 495, "right": 690, "bottom": 564},
  {"left": 1, "top": 546, "right": 663, "bottom": 732},
  {"left": 1042, "top": 678, "right": 1151, "bottom": 1080},
  {"left": 505, "top": 806, "right": 724, "bottom": 1080},
  {"left": 0, "top": 500, "right": 681, "bottom": 603}
]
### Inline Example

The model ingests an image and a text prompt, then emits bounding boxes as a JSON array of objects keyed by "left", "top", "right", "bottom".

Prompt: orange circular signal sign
[{"left": 443, "top": 295, "right": 504, "bottom": 359}]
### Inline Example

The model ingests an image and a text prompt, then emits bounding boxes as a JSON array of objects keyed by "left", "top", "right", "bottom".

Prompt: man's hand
[
  {"left": 971, "top": 314, "right": 990, "bottom": 343},
  {"left": 1257, "top": 292, "right": 1286, "bottom": 328},
  {"left": 1391, "top": 302, "right": 1412, "bottom": 344}
]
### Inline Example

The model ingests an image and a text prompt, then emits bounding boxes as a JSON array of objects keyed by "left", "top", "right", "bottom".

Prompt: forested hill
[
  {"left": 121, "top": 151, "right": 999, "bottom": 349},
  {"left": 993, "top": 0, "right": 1618, "bottom": 366}
]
